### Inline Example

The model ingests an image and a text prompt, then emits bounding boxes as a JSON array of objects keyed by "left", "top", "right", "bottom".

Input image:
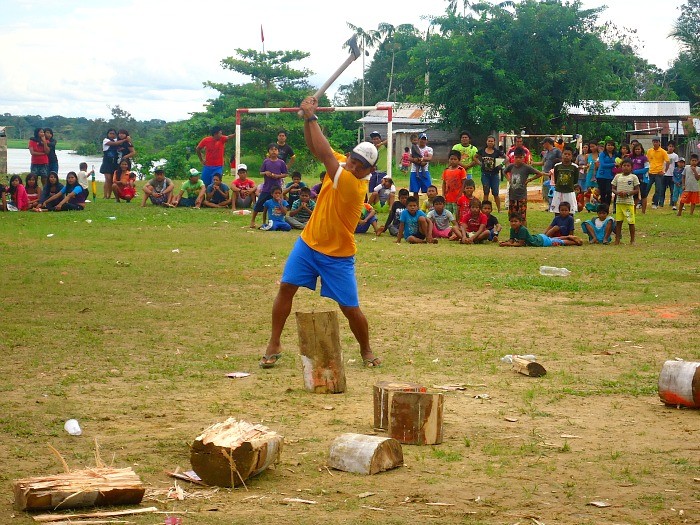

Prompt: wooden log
[
  {"left": 13, "top": 467, "right": 144, "bottom": 512},
  {"left": 373, "top": 381, "right": 427, "bottom": 430},
  {"left": 189, "top": 418, "right": 283, "bottom": 487},
  {"left": 327, "top": 433, "right": 403, "bottom": 475},
  {"left": 658, "top": 360, "right": 700, "bottom": 407},
  {"left": 388, "top": 392, "right": 444, "bottom": 445},
  {"left": 296, "top": 310, "right": 346, "bottom": 394},
  {"left": 512, "top": 356, "right": 547, "bottom": 377}
]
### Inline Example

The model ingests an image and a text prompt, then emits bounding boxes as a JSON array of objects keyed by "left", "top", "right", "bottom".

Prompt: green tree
[{"left": 671, "top": 0, "right": 700, "bottom": 69}]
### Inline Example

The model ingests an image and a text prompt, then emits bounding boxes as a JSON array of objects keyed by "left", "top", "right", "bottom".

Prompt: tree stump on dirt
[
  {"left": 658, "top": 360, "right": 700, "bottom": 407},
  {"left": 189, "top": 418, "right": 283, "bottom": 487},
  {"left": 327, "top": 433, "right": 403, "bottom": 475},
  {"left": 296, "top": 310, "right": 346, "bottom": 394},
  {"left": 388, "top": 391, "right": 444, "bottom": 445},
  {"left": 373, "top": 381, "right": 427, "bottom": 430},
  {"left": 13, "top": 467, "right": 144, "bottom": 511},
  {"left": 512, "top": 356, "right": 547, "bottom": 377}
]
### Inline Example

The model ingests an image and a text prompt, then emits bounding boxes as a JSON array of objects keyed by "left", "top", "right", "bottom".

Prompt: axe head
[{"left": 345, "top": 35, "right": 361, "bottom": 60}]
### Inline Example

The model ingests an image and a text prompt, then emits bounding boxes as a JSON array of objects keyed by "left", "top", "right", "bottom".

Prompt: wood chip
[
  {"left": 361, "top": 505, "right": 385, "bottom": 511},
  {"left": 505, "top": 417, "right": 519, "bottom": 422},
  {"left": 587, "top": 501, "right": 611, "bottom": 507},
  {"left": 282, "top": 497, "right": 317, "bottom": 504},
  {"left": 560, "top": 434, "right": 581, "bottom": 439},
  {"left": 358, "top": 492, "right": 376, "bottom": 499},
  {"left": 33, "top": 507, "right": 158, "bottom": 522},
  {"left": 693, "top": 478, "right": 700, "bottom": 482},
  {"left": 226, "top": 372, "right": 251, "bottom": 379},
  {"left": 323, "top": 405, "right": 334, "bottom": 410},
  {"left": 426, "top": 502, "right": 454, "bottom": 506},
  {"left": 165, "top": 469, "right": 207, "bottom": 486}
]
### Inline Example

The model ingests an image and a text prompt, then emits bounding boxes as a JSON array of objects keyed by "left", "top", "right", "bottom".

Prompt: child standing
[
  {"left": 677, "top": 154, "right": 700, "bottom": 216},
  {"left": 549, "top": 147, "right": 579, "bottom": 214},
  {"left": 287, "top": 187, "right": 315, "bottom": 230},
  {"left": 499, "top": 213, "right": 582, "bottom": 247},
  {"left": 503, "top": 147, "right": 547, "bottom": 225},
  {"left": 396, "top": 196, "right": 434, "bottom": 244},
  {"left": 459, "top": 197, "right": 489, "bottom": 244},
  {"left": 427, "top": 196, "right": 459, "bottom": 240},
  {"left": 400, "top": 147, "right": 411, "bottom": 172},
  {"left": 77, "top": 162, "right": 92, "bottom": 196},
  {"left": 574, "top": 184, "right": 584, "bottom": 212},
  {"left": 261, "top": 187, "right": 291, "bottom": 231},
  {"left": 442, "top": 150, "right": 467, "bottom": 216},
  {"left": 611, "top": 158, "right": 640, "bottom": 244},
  {"left": 481, "top": 200, "right": 502, "bottom": 242},
  {"left": 545, "top": 202, "right": 575, "bottom": 237},
  {"left": 251, "top": 143, "right": 288, "bottom": 227},
  {"left": 672, "top": 158, "right": 685, "bottom": 210},
  {"left": 582, "top": 204, "right": 615, "bottom": 244}
]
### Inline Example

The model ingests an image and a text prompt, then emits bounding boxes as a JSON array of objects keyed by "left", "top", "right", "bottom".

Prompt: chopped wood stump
[
  {"left": 13, "top": 467, "right": 144, "bottom": 511},
  {"left": 373, "top": 381, "right": 427, "bottom": 430},
  {"left": 512, "top": 356, "right": 547, "bottom": 377},
  {"left": 190, "top": 418, "right": 283, "bottom": 487},
  {"left": 296, "top": 310, "right": 346, "bottom": 394},
  {"left": 658, "top": 360, "right": 700, "bottom": 407},
  {"left": 388, "top": 391, "right": 444, "bottom": 445},
  {"left": 328, "top": 433, "right": 403, "bottom": 475}
]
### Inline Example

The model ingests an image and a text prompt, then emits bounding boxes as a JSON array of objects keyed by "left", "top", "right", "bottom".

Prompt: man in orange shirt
[
  {"left": 646, "top": 137, "right": 670, "bottom": 209},
  {"left": 259, "top": 96, "right": 381, "bottom": 369},
  {"left": 196, "top": 126, "right": 235, "bottom": 187}
]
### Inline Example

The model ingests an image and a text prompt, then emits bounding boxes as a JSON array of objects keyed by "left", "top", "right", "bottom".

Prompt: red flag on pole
[{"left": 261, "top": 25, "right": 264, "bottom": 43}]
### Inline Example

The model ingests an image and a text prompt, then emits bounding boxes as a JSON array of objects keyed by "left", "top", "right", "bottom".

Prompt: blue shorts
[
  {"left": 355, "top": 216, "right": 378, "bottom": 233},
  {"left": 488, "top": 228, "right": 498, "bottom": 241},
  {"left": 409, "top": 171, "right": 431, "bottom": 193},
  {"left": 281, "top": 237, "right": 359, "bottom": 307},
  {"left": 201, "top": 165, "right": 223, "bottom": 187},
  {"left": 481, "top": 173, "right": 500, "bottom": 196},
  {"left": 177, "top": 197, "right": 197, "bottom": 207},
  {"left": 539, "top": 233, "right": 564, "bottom": 247}
]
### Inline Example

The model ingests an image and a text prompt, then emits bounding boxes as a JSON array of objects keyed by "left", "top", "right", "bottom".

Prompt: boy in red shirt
[
  {"left": 232, "top": 164, "right": 257, "bottom": 210},
  {"left": 442, "top": 150, "right": 467, "bottom": 215},
  {"left": 459, "top": 197, "right": 489, "bottom": 244},
  {"left": 196, "top": 126, "right": 235, "bottom": 187}
]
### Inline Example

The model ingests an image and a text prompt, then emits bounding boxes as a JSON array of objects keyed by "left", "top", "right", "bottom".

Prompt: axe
[{"left": 298, "top": 35, "right": 362, "bottom": 117}]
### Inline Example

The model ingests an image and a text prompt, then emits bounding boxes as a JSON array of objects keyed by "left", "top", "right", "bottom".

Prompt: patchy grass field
[{"left": 1, "top": 194, "right": 699, "bottom": 525}]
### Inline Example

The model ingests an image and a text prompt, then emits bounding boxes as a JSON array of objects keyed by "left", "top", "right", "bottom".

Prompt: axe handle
[{"left": 298, "top": 53, "right": 359, "bottom": 117}]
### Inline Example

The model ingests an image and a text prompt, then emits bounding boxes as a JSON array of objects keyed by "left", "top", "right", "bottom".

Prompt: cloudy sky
[{"left": 0, "top": 0, "right": 683, "bottom": 122}]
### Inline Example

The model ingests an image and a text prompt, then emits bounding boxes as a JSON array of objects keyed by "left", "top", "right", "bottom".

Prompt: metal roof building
[{"left": 566, "top": 100, "right": 691, "bottom": 121}]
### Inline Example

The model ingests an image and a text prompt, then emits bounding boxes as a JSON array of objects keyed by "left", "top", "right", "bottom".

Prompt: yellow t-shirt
[
  {"left": 646, "top": 147, "right": 669, "bottom": 175},
  {"left": 301, "top": 152, "right": 369, "bottom": 257}
]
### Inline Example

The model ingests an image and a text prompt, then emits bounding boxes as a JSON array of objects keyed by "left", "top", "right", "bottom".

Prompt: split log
[
  {"left": 327, "top": 433, "right": 403, "bottom": 475},
  {"left": 13, "top": 467, "right": 144, "bottom": 512},
  {"left": 32, "top": 507, "right": 157, "bottom": 522},
  {"left": 373, "top": 381, "right": 427, "bottom": 430},
  {"left": 388, "top": 392, "right": 444, "bottom": 445},
  {"left": 189, "top": 418, "right": 283, "bottom": 487},
  {"left": 658, "top": 360, "right": 700, "bottom": 407},
  {"left": 296, "top": 310, "right": 346, "bottom": 394},
  {"left": 512, "top": 356, "right": 547, "bottom": 377}
]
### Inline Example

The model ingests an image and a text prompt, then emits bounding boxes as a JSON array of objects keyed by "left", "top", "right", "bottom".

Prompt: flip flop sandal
[
  {"left": 363, "top": 357, "right": 382, "bottom": 368},
  {"left": 259, "top": 353, "right": 282, "bottom": 369}
]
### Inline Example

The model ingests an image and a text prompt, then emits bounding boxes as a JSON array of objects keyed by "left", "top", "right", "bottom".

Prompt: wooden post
[
  {"left": 296, "top": 310, "right": 346, "bottom": 394},
  {"left": 327, "top": 433, "right": 403, "bottom": 475},
  {"left": 373, "top": 381, "right": 427, "bottom": 430},
  {"left": 388, "top": 391, "right": 444, "bottom": 445},
  {"left": 0, "top": 128, "right": 7, "bottom": 176},
  {"left": 189, "top": 418, "right": 283, "bottom": 487},
  {"left": 512, "top": 356, "right": 547, "bottom": 377},
  {"left": 13, "top": 467, "right": 144, "bottom": 511}
]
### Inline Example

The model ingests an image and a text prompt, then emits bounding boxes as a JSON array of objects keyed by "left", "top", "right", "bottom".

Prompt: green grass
[
  {"left": 6, "top": 138, "right": 79, "bottom": 150},
  {"left": 1, "top": 193, "right": 699, "bottom": 524}
]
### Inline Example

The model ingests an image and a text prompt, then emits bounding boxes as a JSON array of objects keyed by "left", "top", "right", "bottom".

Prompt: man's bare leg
[
  {"left": 262, "top": 283, "right": 299, "bottom": 364},
  {"left": 339, "top": 305, "right": 381, "bottom": 366}
]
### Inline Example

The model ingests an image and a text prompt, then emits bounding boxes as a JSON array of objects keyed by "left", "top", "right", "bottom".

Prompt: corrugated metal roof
[
  {"left": 358, "top": 103, "right": 442, "bottom": 124},
  {"left": 566, "top": 100, "right": 691, "bottom": 118}
]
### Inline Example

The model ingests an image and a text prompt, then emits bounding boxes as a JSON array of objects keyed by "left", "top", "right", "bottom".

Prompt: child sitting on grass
[
  {"left": 456, "top": 179, "right": 476, "bottom": 224},
  {"left": 421, "top": 185, "right": 438, "bottom": 213},
  {"left": 481, "top": 200, "right": 501, "bottom": 242},
  {"left": 287, "top": 187, "right": 315, "bottom": 230},
  {"left": 283, "top": 171, "right": 306, "bottom": 208},
  {"left": 459, "top": 197, "right": 489, "bottom": 244},
  {"left": 396, "top": 195, "right": 435, "bottom": 244},
  {"left": 204, "top": 173, "right": 232, "bottom": 208},
  {"left": 500, "top": 213, "right": 582, "bottom": 247},
  {"left": 581, "top": 204, "right": 615, "bottom": 244},
  {"left": 356, "top": 203, "right": 380, "bottom": 234},
  {"left": 260, "top": 187, "right": 291, "bottom": 231},
  {"left": 311, "top": 171, "right": 325, "bottom": 198},
  {"left": 544, "top": 202, "right": 575, "bottom": 237},
  {"left": 378, "top": 188, "right": 408, "bottom": 237},
  {"left": 427, "top": 195, "right": 459, "bottom": 239}
]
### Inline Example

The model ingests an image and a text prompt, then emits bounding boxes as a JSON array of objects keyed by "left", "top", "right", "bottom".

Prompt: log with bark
[
  {"left": 190, "top": 418, "right": 283, "bottom": 487},
  {"left": 327, "top": 433, "right": 403, "bottom": 475},
  {"left": 296, "top": 310, "right": 346, "bottom": 393},
  {"left": 388, "top": 391, "right": 444, "bottom": 445},
  {"left": 512, "top": 356, "right": 547, "bottom": 377},
  {"left": 13, "top": 467, "right": 145, "bottom": 512},
  {"left": 373, "top": 381, "right": 427, "bottom": 430}
]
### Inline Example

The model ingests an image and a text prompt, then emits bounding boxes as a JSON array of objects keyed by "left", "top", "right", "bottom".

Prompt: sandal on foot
[
  {"left": 259, "top": 353, "right": 282, "bottom": 369},
  {"left": 363, "top": 357, "right": 382, "bottom": 368}
]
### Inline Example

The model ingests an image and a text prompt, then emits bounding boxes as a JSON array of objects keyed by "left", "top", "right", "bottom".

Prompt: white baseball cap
[
  {"left": 237, "top": 164, "right": 248, "bottom": 172},
  {"left": 350, "top": 142, "right": 378, "bottom": 168}
]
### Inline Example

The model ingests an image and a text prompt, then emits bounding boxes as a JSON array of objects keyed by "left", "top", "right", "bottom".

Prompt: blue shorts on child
[{"left": 281, "top": 237, "right": 359, "bottom": 307}]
